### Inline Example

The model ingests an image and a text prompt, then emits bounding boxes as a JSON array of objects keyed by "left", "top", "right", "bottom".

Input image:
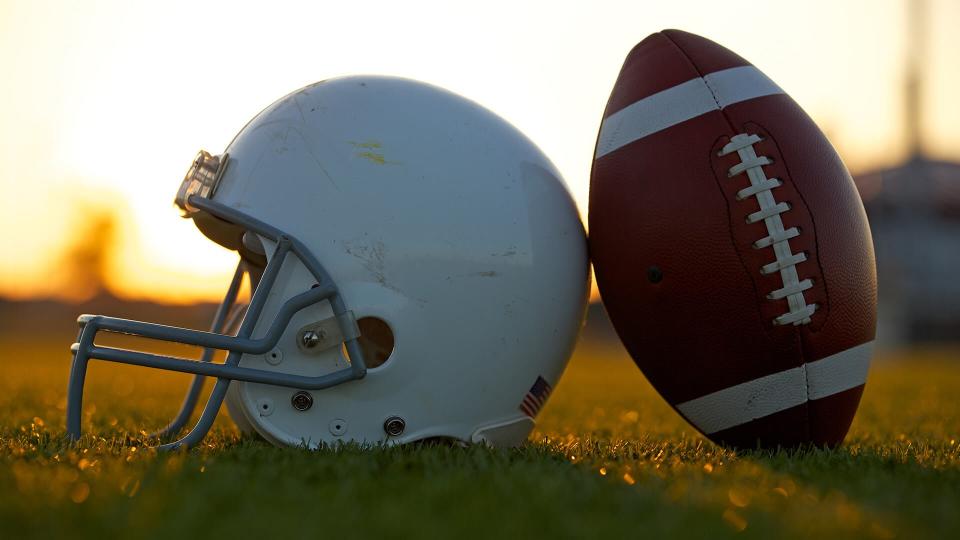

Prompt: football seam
[
  {"left": 702, "top": 75, "right": 726, "bottom": 113},
  {"left": 799, "top": 328, "right": 813, "bottom": 442},
  {"left": 659, "top": 32, "right": 737, "bottom": 134}
]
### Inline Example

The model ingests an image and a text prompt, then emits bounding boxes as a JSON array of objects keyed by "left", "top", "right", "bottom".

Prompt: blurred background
[{"left": 0, "top": 0, "right": 957, "bottom": 358}]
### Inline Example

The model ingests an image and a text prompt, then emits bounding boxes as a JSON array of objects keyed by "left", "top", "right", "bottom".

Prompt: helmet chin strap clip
[{"left": 296, "top": 312, "right": 360, "bottom": 353}]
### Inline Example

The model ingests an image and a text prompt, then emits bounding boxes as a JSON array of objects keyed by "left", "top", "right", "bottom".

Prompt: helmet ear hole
[{"left": 343, "top": 317, "right": 395, "bottom": 369}]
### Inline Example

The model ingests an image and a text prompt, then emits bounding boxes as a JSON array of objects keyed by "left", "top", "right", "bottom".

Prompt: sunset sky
[{"left": 1, "top": 0, "right": 958, "bottom": 303}]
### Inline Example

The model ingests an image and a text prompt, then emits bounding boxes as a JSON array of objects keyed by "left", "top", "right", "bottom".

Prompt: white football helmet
[{"left": 67, "top": 76, "right": 589, "bottom": 449}]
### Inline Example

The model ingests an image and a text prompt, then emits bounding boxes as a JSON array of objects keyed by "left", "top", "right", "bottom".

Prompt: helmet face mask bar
[
  {"left": 67, "top": 185, "right": 369, "bottom": 451},
  {"left": 148, "top": 259, "right": 247, "bottom": 441},
  {"left": 65, "top": 76, "right": 591, "bottom": 450}
]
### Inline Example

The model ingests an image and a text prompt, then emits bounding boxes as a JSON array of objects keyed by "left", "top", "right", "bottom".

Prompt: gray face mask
[{"left": 66, "top": 156, "right": 367, "bottom": 451}]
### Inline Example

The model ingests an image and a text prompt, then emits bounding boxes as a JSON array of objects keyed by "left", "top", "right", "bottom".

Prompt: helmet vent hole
[{"left": 342, "top": 317, "right": 394, "bottom": 369}]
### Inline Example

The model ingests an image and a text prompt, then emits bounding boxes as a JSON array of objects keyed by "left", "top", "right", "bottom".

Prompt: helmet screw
[
  {"left": 328, "top": 418, "right": 348, "bottom": 436},
  {"left": 383, "top": 416, "right": 405, "bottom": 437},
  {"left": 301, "top": 330, "right": 324, "bottom": 349},
  {"left": 291, "top": 391, "right": 314, "bottom": 411},
  {"left": 265, "top": 348, "right": 283, "bottom": 365}
]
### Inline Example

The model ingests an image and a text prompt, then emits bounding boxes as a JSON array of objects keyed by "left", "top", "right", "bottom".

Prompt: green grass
[{"left": 0, "top": 338, "right": 958, "bottom": 539}]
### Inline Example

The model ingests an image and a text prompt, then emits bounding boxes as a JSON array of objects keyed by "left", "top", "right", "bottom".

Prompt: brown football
[{"left": 589, "top": 30, "right": 877, "bottom": 449}]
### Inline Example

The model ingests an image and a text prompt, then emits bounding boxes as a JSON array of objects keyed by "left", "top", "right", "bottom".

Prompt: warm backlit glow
[{"left": 1, "top": 0, "right": 958, "bottom": 303}]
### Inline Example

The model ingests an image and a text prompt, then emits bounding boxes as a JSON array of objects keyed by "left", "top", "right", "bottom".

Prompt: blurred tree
[{"left": 56, "top": 205, "right": 117, "bottom": 301}]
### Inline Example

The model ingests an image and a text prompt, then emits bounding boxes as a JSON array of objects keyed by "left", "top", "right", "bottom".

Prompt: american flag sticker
[{"left": 519, "top": 376, "right": 553, "bottom": 418}]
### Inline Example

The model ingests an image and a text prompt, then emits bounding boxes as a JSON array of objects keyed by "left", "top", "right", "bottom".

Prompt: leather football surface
[{"left": 589, "top": 29, "right": 878, "bottom": 449}]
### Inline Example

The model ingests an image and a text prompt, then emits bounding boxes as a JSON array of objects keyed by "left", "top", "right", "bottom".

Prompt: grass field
[{"left": 0, "top": 337, "right": 958, "bottom": 539}]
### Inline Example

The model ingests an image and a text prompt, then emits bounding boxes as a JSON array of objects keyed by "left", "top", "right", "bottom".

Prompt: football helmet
[{"left": 66, "top": 76, "right": 589, "bottom": 450}]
